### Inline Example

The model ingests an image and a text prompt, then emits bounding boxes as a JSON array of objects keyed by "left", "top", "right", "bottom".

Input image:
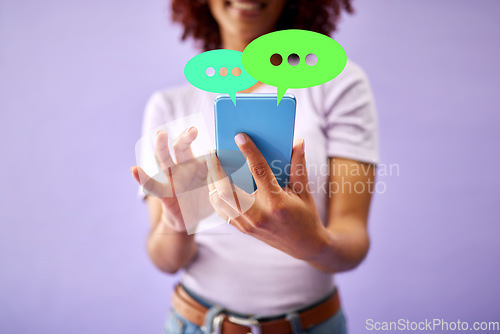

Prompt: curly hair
[{"left": 171, "top": 0, "right": 354, "bottom": 51}]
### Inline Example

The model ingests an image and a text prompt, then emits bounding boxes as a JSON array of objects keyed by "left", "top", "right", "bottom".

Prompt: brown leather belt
[{"left": 171, "top": 284, "right": 341, "bottom": 334}]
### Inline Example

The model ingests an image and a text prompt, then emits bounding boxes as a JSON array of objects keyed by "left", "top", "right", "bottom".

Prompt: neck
[{"left": 220, "top": 30, "right": 252, "bottom": 52}]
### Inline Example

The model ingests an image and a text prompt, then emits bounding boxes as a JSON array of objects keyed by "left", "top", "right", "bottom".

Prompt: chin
[
  {"left": 222, "top": 0, "right": 278, "bottom": 37},
  {"left": 210, "top": 0, "right": 285, "bottom": 45}
]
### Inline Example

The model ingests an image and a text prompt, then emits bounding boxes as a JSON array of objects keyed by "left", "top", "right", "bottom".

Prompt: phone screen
[{"left": 215, "top": 93, "right": 296, "bottom": 193}]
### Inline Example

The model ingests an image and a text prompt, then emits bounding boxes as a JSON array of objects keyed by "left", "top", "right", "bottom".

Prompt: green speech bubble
[
  {"left": 184, "top": 49, "right": 257, "bottom": 105},
  {"left": 242, "top": 29, "right": 347, "bottom": 105}
]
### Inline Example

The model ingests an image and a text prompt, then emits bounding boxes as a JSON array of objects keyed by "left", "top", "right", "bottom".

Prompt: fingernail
[
  {"left": 157, "top": 130, "right": 161, "bottom": 136},
  {"left": 185, "top": 126, "right": 193, "bottom": 134},
  {"left": 235, "top": 134, "right": 246, "bottom": 145}
]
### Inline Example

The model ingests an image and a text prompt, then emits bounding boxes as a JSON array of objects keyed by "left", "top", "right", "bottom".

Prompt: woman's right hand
[{"left": 130, "top": 127, "right": 213, "bottom": 232}]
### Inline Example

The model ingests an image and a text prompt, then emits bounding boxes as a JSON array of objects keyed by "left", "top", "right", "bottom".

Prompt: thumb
[{"left": 288, "top": 138, "right": 310, "bottom": 196}]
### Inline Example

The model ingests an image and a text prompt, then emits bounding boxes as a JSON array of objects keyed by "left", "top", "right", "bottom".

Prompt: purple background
[{"left": 1, "top": 0, "right": 499, "bottom": 333}]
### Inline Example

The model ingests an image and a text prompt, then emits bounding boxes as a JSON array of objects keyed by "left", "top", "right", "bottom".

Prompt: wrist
[
  {"left": 303, "top": 225, "right": 335, "bottom": 267},
  {"left": 157, "top": 214, "right": 193, "bottom": 236}
]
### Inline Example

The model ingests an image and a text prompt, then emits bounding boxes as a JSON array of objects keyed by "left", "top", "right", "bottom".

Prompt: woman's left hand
[{"left": 206, "top": 133, "right": 330, "bottom": 262}]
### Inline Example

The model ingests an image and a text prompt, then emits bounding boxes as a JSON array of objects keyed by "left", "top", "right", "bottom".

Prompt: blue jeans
[{"left": 164, "top": 284, "right": 348, "bottom": 334}]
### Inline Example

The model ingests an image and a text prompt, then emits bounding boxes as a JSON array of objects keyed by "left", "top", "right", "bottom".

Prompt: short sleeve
[
  {"left": 322, "top": 61, "right": 379, "bottom": 164},
  {"left": 135, "top": 91, "right": 170, "bottom": 200}
]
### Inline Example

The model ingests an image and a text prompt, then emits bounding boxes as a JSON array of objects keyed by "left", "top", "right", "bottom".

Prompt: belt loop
[
  {"left": 286, "top": 311, "right": 304, "bottom": 334},
  {"left": 202, "top": 304, "right": 225, "bottom": 334}
]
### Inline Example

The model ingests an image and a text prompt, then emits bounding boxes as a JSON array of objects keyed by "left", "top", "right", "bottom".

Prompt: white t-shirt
[{"left": 137, "top": 60, "right": 379, "bottom": 316}]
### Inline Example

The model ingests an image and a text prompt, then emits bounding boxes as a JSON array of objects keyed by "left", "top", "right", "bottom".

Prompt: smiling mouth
[{"left": 224, "top": 0, "right": 267, "bottom": 11}]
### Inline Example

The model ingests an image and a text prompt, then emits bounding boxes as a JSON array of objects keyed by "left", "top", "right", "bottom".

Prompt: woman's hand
[
  {"left": 206, "top": 133, "right": 330, "bottom": 262},
  {"left": 131, "top": 127, "right": 213, "bottom": 233}
]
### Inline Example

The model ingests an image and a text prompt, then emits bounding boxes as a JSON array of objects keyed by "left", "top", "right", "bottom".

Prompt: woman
[{"left": 131, "top": 0, "right": 378, "bottom": 333}]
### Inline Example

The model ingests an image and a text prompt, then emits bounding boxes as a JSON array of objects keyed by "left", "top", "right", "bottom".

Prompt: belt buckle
[
  {"left": 227, "top": 315, "right": 262, "bottom": 334},
  {"left": 210, "top": 313, "right": 225, "bottom": 334}
]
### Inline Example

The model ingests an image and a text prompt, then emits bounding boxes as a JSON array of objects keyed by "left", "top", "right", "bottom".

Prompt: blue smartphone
[{"left": 214, "top": 93, "right": 296, "bottom": 193}]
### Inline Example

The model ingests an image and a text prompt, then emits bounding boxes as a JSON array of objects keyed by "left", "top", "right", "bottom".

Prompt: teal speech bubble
[
  {"left": 242, "top": 29, "right": 347, "bottom": 104},
  {"left": 184, "top": 49, "right": 257, "bottom": 105}
]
